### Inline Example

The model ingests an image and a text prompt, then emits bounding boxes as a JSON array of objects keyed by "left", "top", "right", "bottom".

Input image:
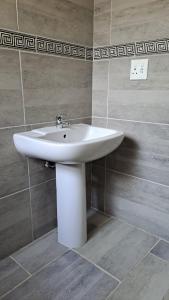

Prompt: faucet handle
[
  {"left": 56, "top": 113, "right": 66, "bottom": 119},
  {"left": 56, "top": 113, "right": 66, "bottom": 125}
]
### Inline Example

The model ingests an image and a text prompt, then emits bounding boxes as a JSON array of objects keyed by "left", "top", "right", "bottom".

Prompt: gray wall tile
[
  {"left": 92, "top": 0, "right": 169, "bottom": 254},
  {"left": 107, "top": 119, "right": 169, "bottom": 186},
  {"left": 92, "top": 117, "right": 107, "bottom": 127},
  {"left": 86, "top": 163, "right": 92, "bottom": 208},
  {"left": 108, "top": 55, "right": 169, "bottom": 123},
  {"left": 28, "top": 158, "right": 55, "bottom": 187},
  {"left": 71, "top": 0, "right": 94, "bottom": 11},
  {"left": 108, "top": 90, "right": 169, "bottom": 123},
  {"left": 87, "top": 209, "right": 110, "bottom": 234},
  {"left": 0, "top": 49, "right": 24, "bottom": 128},
  {"left": 0, "top": 127, "right": 29, "bottom": 198},
  {"left": 0, "top": 190, "right": 32, "bottom": 259},
  {"left": 0, "top": 0, "right": 93, "bottom": 260},
  {"left": 18, "top": 0, "right": 93, "bottom": 46},
  {"left": 92, "top": 61, "right": 109, "bottom": 117},
  {"left": 110, "top": 0, "right": 169, "bottom": 44},
  {"left": 21, "top": 53, "right": 92, "bottom": 124},
  {"left": 31, "top": 180, "right": 57, "bottom": 239},
  {"left": 109, "top": 55, "right": 169, "bottom": 91},
  {"left": 0, "top": 0, "right": 18, "bottom": 30},
  {"left": 91, "top": 164, "right": 105, "bottom": 211},
  {"left": 105, "top": 170, "right": 169, "bottom": 241},
  {"left": 93, "top": 0, "right": 111, "bottom": 46}
]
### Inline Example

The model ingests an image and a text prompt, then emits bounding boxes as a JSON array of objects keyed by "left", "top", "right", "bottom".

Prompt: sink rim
[
  {"left": 13, "top": 124, "right": 124, "bottom": 147},
  {"left": 13, "top": 123, "right": 124, "bottom": 163}
]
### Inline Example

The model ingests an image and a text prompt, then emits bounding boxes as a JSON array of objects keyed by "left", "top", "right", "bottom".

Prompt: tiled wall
[
  {"left": 92, "top": 0, "right": 169, "bottom": 241},
  {"left": 0, "top": 0, "right": 93, "bottom": 259}
]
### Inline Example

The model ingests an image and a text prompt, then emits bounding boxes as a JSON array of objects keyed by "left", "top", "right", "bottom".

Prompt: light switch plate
[{"left": 130, "top": 59, "right": 148, "bottom": 80}]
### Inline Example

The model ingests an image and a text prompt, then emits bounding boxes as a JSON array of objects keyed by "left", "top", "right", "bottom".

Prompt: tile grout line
[
  {"left": 18, "top": 50, "right": 26, "bottom": 125},
  {"left": 91, "top": 207, "right": 162, "bottom": 245},
  {"left": 0, "top": 178, "right": 56, "bottom": 201},
  {"left": 103, "top": 158, "right": 107, "bottom": 213},
  {"left": 104, "top": 43, "right": 111, "bottom": 211},
  {"left": 30, "top": 250, "right": 70, "bottom": 277},
  {"left": 0, "top": 188, "right": 30, "bottom": 200},
  {"left": 150, "top": 252, "right": 169, "bottom": 264},
  {"left": 90, "top": 163, "right": 93, "bottom": 208},
  {"left": 92, "top": 115, "right": 169, "bottom": 127},
  {"left": 0, "top": 276, "right": 32, "bottom": 300},
  {"left": 10, "top": 228, "right": 57, "bottom": 255},
  {"left": 15, "top": 0, "right": 19, "bottom": 31},
  {"left": 0, "top": 217, "right": 165, "bottom": 299},
  {"left": 105, "top": 281, "right": 122, "bottom": 300},
  {"left": 29, "top": 178, "right": 56, "bottom": 190},
  {"left": 88, "top": 209, "right": 113, "bottom": 233},
  {"left": 109, "top": 0, "right": 112, "bottom": 46},
  {"left": 86, "top": 219, "right": 160, "bottom": 300},
  {"left": 72, "top": 248, "right": 121, "bottom": 284},
  {"left": 91, "top": 165, "right": 169, "bottom": 199},
  {"left": 109, "top": 168, "right": 169, "bottom": 189},
  {"left": 118, "top": 238, "right": 161, "bottom": 283},
  {"left": 16, "top": 0, "right": 27, "bottom": 127},
  {"left": 0, "top": 238, "right": 67, "bottom": 299},
  {"left": 0, "top": 45, "right": 87, "bottom": 61},
  {"left": 20, "top": 48, "right": 86, "bottom": 61},
  {"left": 0, "top": 116, "right": 92, "bottom": 131},
  {"left": 10, "top": 256, "right": 32, "bottom": 276},
  {"left": 92, "top": 206, "right": 169, "bottom": 244}
]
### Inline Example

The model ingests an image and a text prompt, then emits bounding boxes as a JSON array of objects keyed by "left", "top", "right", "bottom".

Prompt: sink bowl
[
  {"left": 13, "top": 124, "right": 124, "bottom": 249},
  {"left": 13, "top": 124, "right": 124, "bottom": 163}
]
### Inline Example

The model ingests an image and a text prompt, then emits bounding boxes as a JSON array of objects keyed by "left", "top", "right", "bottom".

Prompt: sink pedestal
[{"left": 56, "top": 163, "right": 87, "bottom": 248}]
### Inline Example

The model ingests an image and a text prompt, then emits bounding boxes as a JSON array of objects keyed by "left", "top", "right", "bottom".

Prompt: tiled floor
[{"left": 1, "top": 209, "right": 169, "bottom": 300}]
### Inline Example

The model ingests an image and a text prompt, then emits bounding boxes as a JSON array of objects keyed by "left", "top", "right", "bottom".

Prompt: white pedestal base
[{"left": 56, "top": 163, "right": 87, "bottom": 248}]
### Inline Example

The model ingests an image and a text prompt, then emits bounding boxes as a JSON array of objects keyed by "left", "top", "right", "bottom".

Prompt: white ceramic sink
[
  {"left": 13, "top": 124, "right": 124, "bottom": 248},
  {"left": 13, "top": 124, "right": 124, "bottom": 163}
]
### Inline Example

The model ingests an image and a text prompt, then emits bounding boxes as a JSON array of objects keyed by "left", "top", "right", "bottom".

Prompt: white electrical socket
[{"left": 130, "top": 59, "right": 148, "bottom": 80}]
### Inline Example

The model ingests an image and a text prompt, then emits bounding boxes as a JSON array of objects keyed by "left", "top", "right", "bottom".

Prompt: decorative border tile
[
  {"left": 37, "top": 36, "right": 85, "bottom": 59},
  {"left": 86, "top": 47, "right": 93, "bottom": 60},
  {"left": 0, "top": 28, "right": 86, "bottom": 59},
  {"left": 94, "top": 38, "right": 169, "bottom": 60},
  {"left": 1, "top": 28, "right": 169, "bottom": 61},
  {"left": 0, "top": 29, "right": 36, "bottom": 51}
]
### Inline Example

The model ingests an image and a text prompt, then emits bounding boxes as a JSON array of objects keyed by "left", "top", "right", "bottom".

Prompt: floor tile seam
[
  {"left": 10, "top": 256, "right": 32, "bottom": 276},
  {"left": 72, "top": 249, "right": 121, "bottom": 283}
]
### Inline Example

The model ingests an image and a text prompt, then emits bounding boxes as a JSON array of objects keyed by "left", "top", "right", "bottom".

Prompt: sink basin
[
  {"left": 13, "top": 124, "right": 124, "bottom": 163},
  {"left": 13, "top": 124, "right": 124, "bottom": 248}
]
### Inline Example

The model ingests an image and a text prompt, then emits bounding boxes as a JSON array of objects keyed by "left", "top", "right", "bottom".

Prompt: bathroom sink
[
  {"left": 13, "top": 124, "right": 124, "bottom": 249},
  {"left": 13, "top": 124, "right": 124, "bottom": 163}
]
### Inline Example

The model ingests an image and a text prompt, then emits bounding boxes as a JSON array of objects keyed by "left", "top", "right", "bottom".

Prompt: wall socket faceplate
[{"left": 130, "top": 59, "right": 149, "bottom": 80}]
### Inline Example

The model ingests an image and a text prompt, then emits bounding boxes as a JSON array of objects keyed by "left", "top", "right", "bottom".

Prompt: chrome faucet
[{"left": 56, "top": 114, "right": 70, "bottom": 128}]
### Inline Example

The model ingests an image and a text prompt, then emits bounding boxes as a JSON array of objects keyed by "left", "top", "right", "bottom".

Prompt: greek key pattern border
[
  {"left": 1, "top": 28, "right": 168, "bottom": 61},
  {"left": 94, "top": 39, "right": 169, "bottom": 60},
  {"left": 0, "top": 29, "right": 87, "bottom": 60}
]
